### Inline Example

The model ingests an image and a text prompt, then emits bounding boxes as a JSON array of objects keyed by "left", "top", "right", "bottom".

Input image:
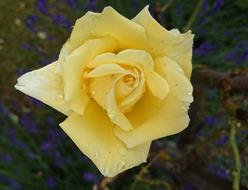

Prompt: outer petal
[
  {"left": 62, "top": 37, "right": 117, "bottom": 115},
  {"left": 60, "top": 100, "right": 151, "bottom": 177},
  {"left": 66, "top": 7, "right": 151, "bottom": 54},
  {"left": 132, "top": 6, "right": 194, "bottom": 78},
  {"left": 15, "top": 62, "right": 71, "bottom": 116},
  {"left": 114, "top": 56, "right": 193, "bottom": 148}
]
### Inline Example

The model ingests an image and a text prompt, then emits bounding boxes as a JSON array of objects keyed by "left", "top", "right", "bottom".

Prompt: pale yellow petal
[
  {"left": 62, "top": 37, "right": 117, "bottom": 115},
  {"left": 88, "top": 75, "right": 113, "bottom": 109},
  {"left": 68, "top": 7, "right": 150, "bottom": 53},
  {"left": 87, "top": 49, "right": 154, "bottom": 73},
  {"left": 106, "top": 86, "right": 133, "bottom": 131},
  {"left": 60, "top": 100, "right": 151, "bottom": 177},
  {"left": 118, "top": 70, "right": 146, "bottom": 113},
  {"left": 114, "top": 56, "right": 193, "bottom": 148},
  {"left": 89, "top": 74, "right": 134, "bottom": 131},
  {"left": 86, "top": 64, "right": 130, "bottom": 78},
  {"left": 146, "top": 71, "right": 169, "bottom": 100},
  {"left": 132, "top": 6, "right": 194, "bottom": 78},
  {"left": 15, "top": 62, "right": 71, "bottom": 116}
]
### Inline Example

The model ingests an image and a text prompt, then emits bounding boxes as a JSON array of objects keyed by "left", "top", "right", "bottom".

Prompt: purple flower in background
[
  {"left": 65, "top": 0, "right": 77, "bottom": 9},
  {"left": 203, "top": 116, "right": 219, "bottom": 126},
  {"left": 194, "top": 41, "right": 218, "bottom": 56},
  {"left": 40, "top": 140, "right": 53, "bottom": 151},
  {"left": 47, "top": 176, "right": 57, "bottom": 188},
  {"left": 0, "top": 175, "right": 22, "bottom": 190},
  {"left": 7, "top": 128, "right": 27, "bottom": 149},
  {"left": 225, "top": 41, "right": 248, "bottom": 64},
  {"left": 2, "top": 154, "right": 13, "bottom": 162},
  {"left": 0, "top": 101, "right": 10, "bottom": 117},
  {"left": 20, "top": 113, "right": 39, "bottom": 134},
  {"left": 36, "top": 0, "right": 49, "bottom": 15},
  {"left": 214, "top": 134, "right": 228, "bottom": 145},
  {"left": 20, "top": 42, "right": 46, "bottom": 56},
  {"left": 53, "top": 150, "right": 64, "bottom": 168},
  {"left": 183, "top": 184, "right": 195, "bottom": 190},
  {"left": 25, "top": 15, "right": 38, "bottom": 32},
  {"left": 20, "top": 42, "right": 32, "bottom": 51},
  {"left": 211, "top": 0, "right": 225, "bottom": 15},
  {"left": 28, "top": 97, "right": 44, "bottom": 107},
  {"left": 198, "top": 0, "right": 209, "bottom": 24},
  {"left": 208, "top": 164, "right": 230, "bottom": 179},
  {"left": 83, "top": 172, "right": 98, "bottom": 183},
  {"left": 86, "top": 0, "right": 97, "bottom": 11},
  {"left": 51, "top": 14, "right": 72, "bottom": 31},
  {"left": 16, "top": 68, "right": 28, "bottom": 77}
]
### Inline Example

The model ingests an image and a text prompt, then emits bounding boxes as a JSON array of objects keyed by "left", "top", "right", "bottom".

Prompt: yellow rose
[{"left": 15, "top": 6, "right": 194, "bottom": 177}]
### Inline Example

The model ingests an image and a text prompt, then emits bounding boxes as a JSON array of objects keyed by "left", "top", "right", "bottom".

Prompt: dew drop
[
  {"left": 181, "top": 106, "right": 187, "bottom": 111},
  {"left": 188, "top": 92, "right": 192, "bottom": 96},
  {"left": 91, "top": 90, "right": 96, "bottom": 95},
  {"left": 176, "top": 67, "right": 183, "bottom": 73},
  {"left": 93, "top": 152, "right": 98, "bottom": 159},
  {"left": 56, "top": 94, "right": 64, "bottom": 101},
  {"left": 86, "top": 144, "right": 89, "bottom": 148},
  {"left": 119, "top": 160, "right": 126, "bottom": 170},
  {"left": 105, "top": 90, "right": 110, "bottom": 95},
  {"left": 118, "top": 147, "right": 127, "bottom": 156},
  {"left": 108, "top": 113, "right": 115, "bottom": 119}
]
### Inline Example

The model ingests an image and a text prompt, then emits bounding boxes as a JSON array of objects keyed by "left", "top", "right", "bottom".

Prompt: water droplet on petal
[
  {"left": 82, "top": 83, "right": 87, "bottom": 90},
  {"left": 91, "top": 90, "right": 96, "bottom": 95},
  {"left": 118, "top": 147, "right": 127, "bottom": 156},
  {"left": 119, "top": 160, "right": 126, "bottom": 170},
  {"left": 108, "top": 113, "right": 115, "bottom": 119},
  {"left": 182, "top": 106, "right": 187, "bottom": 111},
  {"left": 93, "top": 152, "right": 98, "bottom": 159},
  {"left": 105, "top": 90, "right": 110, "bottom": 95},
  {"left": 188, "top": 92, "right": 192, "bottom": 96},
  {"left": 176, "top": 67, "right": 183, "bottom": 73},
  {"left": 86, "top": 144, "right": 89, "bottom": 148},
  {"left": 56, "top": 94, "right": 64, "bottom": 101}
]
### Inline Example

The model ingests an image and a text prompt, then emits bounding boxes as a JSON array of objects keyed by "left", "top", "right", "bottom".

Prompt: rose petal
[
  {"left": 86, "top": 63, "right": 130, "bottom": 78},
  {"left": 68, "top": 7, "right": 150, "bottom": 53},
  {"left": 15, "top": 62, "right": 71, "bottom": 116},
  {"left": 118, "top": 69, "right": 146, "bottom": 113},
  {"left": 62, "top": 37, "right": 117, "bottom": 115},
  {"left": 114, "top": 57, "right": 193, "bottom": 148},
  {"left": 87, "top": 49, "right": 154, "bottom": 73},
  {"left": 106, "top": 85, "right": 133, "bottom": 131},
  {"left": 146, "top": 71, "right": 169, "bottom": 100},
  {"left": 133, "top": 6, "right": 194, "bottom": 78},
  {"left": 60, "top": 100, "right": 151, "bottom": 177}
]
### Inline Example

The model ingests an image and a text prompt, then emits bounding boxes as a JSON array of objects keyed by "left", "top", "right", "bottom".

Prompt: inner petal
[
  {"left": 86, "top": 64, "right": 146, "bottom": 130},
  {"left": 85, "top": 63, "right": 130, "bottom": 78}
]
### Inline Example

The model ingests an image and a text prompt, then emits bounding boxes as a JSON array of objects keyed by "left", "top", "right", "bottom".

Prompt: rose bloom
[{"left": 15, "top": 6, "right": 193, "bottom": 177}]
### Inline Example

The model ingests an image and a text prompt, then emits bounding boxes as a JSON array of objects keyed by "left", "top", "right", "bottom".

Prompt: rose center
[
  {"left": 122, "top": 74, "right": 135, "bottom": 87},
  {"left": 83, "top": 64, "right": 145, "bottom": 114}
]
